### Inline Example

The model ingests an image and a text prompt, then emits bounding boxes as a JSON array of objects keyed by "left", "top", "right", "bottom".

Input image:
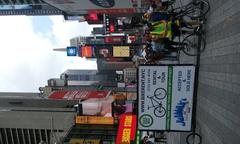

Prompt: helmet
[{"left": 142, "top": 13, "right": 150, "bottom": 21}]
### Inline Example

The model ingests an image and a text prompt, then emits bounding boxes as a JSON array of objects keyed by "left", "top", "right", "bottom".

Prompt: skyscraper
[{"left": 0, "top": 0, "right": 63, "bottom": 16}]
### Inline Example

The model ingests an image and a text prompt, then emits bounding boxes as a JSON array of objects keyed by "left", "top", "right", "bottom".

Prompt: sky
[{"left": 0, "top": 16, "right": 98, "bottom": 92}]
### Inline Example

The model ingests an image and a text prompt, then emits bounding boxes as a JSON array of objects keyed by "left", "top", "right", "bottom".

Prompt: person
[
  {"left": 149, "top": 0, "right": 170, "bottom": 11},
  {"left": 140, "top": 135, "right": 154, "bottom": 144},
  {"left": 147, "top": 19, "right": 197, "bottom": 42},
  {"left": 142, "top": 11, "right": 171, "bottom": 22}
]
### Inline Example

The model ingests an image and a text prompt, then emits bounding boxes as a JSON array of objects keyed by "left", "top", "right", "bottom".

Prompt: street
[{"left": 168, "top": 0, "right": 240, "bottom": 143}]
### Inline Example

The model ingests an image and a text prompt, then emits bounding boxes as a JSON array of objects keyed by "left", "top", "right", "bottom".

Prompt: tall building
[
  {"left": 61, "top": 69, "right": 117, "bottom": 87},
  {"left": 0, "top": 1, "right": 63, "bottom": 16},
  {"left": 97, "top": 59, "right": 134, "bottom": 71},
  {"left": 123, "top": 68, "right": 137, "bottom": 83},
  {"left": 0, "top": 92, "right": 76, "bottom": 144}
]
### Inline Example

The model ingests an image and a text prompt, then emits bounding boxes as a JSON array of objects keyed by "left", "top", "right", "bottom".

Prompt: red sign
[
  {"left": 48, "top": 90, "right": 110, "bottom": 100},
  {"left": 116, "top": 114, "right": 137, "bottom": 144},
  {"left": 88, "top": 8, "right": 136, "bottom": 14},
  {"left": 110, "top": 23, "right": 115, "bottom": 32},
  {"left": 86, "top": 13, "right": 98, "bottom": 21},
  {"left": 104, "top": 36, "right": 125, "bottom": 44},
  {"left": 79, "top": 46, "right": 94, "bottom": 58}
]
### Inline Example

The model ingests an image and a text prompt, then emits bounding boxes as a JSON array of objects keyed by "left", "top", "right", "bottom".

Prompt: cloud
[{"left": 0, "top": 15, "right": 97, "bottom": 92}]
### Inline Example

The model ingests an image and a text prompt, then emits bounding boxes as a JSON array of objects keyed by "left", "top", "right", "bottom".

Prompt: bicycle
[
  {"left": 186, "top": 132, "right": 202, "bottom": 144},
  {"left": 170, "top": 0, "right": 210, "bottom": 20},
  {"left": 179, "top": 24, "right": 206, "bottom": 56},
  {"left": 147, "top": 88, "right": 167, "bottom": 117}
]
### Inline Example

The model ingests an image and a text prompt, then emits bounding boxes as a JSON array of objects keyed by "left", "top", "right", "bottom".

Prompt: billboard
[
  {"left": 113, "top": 46, "right": 130, "bottom": 57},
  {"left": 48, "top": 90, "right": 111, "bottom": 100},
  {"left": 116, "top": 114, "right": 137, "bottom": 144},
  {"left": 95, "top": 46, "right": 113, "bottom": 58},
  {"left": 138, "top": 65, "right": 195, "bottom": 131},
  {"left": 75, "top": 116, "right": 114, "bottom": 125},
  {"left": 79, "top": 46, "right": 95, "bottom": 58},
  {"left": 81, "top": 96, "right": 114, "bottom": 117},
  {"left": 67, "top": 46, "right": 77, "bottom": 56},
  {"left": 104, "top": 36, "right": 125, "bottom": 44},
  {"left": 43, "top": 0, "right": 135, "bottom": 14}
]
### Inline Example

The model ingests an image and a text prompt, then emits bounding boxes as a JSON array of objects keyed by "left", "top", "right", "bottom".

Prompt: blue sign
[{"left": 67, "top": 47, "right": 77, "bottom": 56}]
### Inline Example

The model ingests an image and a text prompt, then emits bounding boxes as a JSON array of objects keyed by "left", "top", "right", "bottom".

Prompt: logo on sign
[
  {"left": 174, "top": 98, "right": 191, "bottom": 126},
  {"left": 139, "top": 114, "right": 153, "bottom": 127},
  {"left": 90, "top": 0, "right": 115, "bottom": 8},
  {"left": 67, "top": 47, "right": 77, "bottom": 56}
]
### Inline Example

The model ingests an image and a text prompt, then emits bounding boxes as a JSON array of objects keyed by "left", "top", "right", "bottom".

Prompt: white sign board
[{"left": 138, "top": 65, "right": 195, "bottom": 131}]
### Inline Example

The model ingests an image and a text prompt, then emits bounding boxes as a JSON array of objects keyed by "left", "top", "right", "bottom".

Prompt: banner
[
  {"left": 116, "top": 114, "right": 137, "bottom": 144},
  {"left": 75, "top": 116, "right": 114, "bottom": 125},
  {"left": 138, "top": 65, "right": 195, "bottom": 131},
  {"left": 48, "top": 90, "right": 111, "bottom": 100}
]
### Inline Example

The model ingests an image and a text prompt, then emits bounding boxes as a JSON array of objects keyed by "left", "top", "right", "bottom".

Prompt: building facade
[
  {"left": 0, "top": 0, "right": 63, "bottom": 16},
  {"left": 0, "top": 93, "right": 76, "bottom": 144}
]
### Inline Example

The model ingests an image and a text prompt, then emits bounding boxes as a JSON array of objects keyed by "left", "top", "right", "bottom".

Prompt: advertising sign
[
  {"left": 43, "top": 0, "right": 134, "bottom": 14},
  {"left": 104, "top": 36, "right": 125, "bottom": 44},
  {"left": 75, "top": 116, "right": 114, "bottom": 125},
  {"left": 113, "top": 46, "right": 130, "bottom": 57},
  {"left": 116, "top": 114, "right": 137, "bottom": 144},
  {"left": 81, "top": 96, "right": 114, "bottom": 117},
  {"left": 48, "top": 90, "right": 111, "bottom": 100},
  {"left": 67, "top": 46, "right": 77, "bottom": 56},
  {"left": 138, "top": 65, "right": 195, "bottom": 131},
  {"left": 88, "top": 8, "right": 136, "bottom": 14},
  {"left": 79, "top": 46, "right": 95, "bottom": 58},
  {"left": 95, "top": 46, "right": 113, "bottom": 58}
]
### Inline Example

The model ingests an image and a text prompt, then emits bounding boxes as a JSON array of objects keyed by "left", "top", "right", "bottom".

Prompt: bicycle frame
[{"left": 147, "top": 95, "right": 163, "bottom": 110}]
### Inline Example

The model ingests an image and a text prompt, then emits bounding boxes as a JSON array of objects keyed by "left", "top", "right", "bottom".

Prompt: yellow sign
[
  {"left": 69, "top": 139, "right": 101, "bottom": 144},
  {"left": 75, "top": 116, "right": 114, "bottom": 125},
  {"left": 113, "top": 46, "right": 130, "bottom": 57}
]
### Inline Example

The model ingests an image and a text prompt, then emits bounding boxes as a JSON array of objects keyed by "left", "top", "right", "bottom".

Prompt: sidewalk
[{"left": 166, "top": 132, "right": 181, "bottom": 144}]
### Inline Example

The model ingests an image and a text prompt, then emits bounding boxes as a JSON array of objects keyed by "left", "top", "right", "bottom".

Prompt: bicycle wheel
[
  {"left": 186, "top": 132, "right": 202, "bottom": 144},
  {"left": 182, "top": 33, "right": 206, "bottom": 56},
  {"left": 154, "top": 106, "right": 166, "bottom": 118},
  {"left": 185, "top": 0, "right": 210, "bottom": 19},
  {"left": 154, "top": 88, "right": 167, "bottom": 100}
]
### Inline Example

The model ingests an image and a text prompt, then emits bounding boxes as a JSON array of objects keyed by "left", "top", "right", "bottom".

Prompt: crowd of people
[{"left": 132, "top": 0, "right": 202, "bottom": 64}]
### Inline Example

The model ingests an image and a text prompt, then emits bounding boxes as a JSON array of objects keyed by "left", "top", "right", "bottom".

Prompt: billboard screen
[
  {"left": 48, "top": 90, "right": 111, "bottom": 100},
  {"left": 79, "top": 46, "right": 95, "bottom": 58},
  {"left": 95, "top": 46, "right": 113, "bottom": 58},
  {"left": 67, "top": 46, "right": 77, "bottom": 56},
  {"left": 138, "top": 65, "right": 195, "bottom": 131},
  {"left": 113, "top": 46, "right": 130, "bottom": 57},
  {"left": 104, "top": 36, "right": 125, "bottom": 44},
  {"left": 116, "top": 114, "right": 137, "bottom": 144},
  {"left": 81, "top": 96, "right": 114, "bottom": 117}
]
